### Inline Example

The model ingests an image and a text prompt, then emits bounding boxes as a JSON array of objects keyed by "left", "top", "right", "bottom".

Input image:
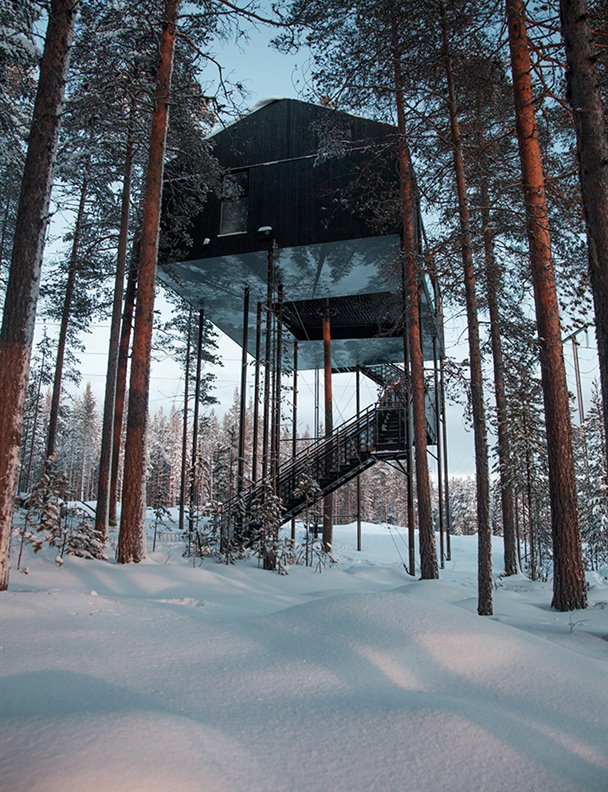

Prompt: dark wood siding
[{"left": 177, "top": 99, "right": 401, "bottom": 261}]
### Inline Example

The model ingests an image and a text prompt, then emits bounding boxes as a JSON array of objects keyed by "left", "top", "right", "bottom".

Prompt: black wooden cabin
[{"left": 159, "top": 98, "right": 441, "bottom": 370}]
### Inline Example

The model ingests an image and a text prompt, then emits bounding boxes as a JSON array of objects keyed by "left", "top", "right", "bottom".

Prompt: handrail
[{"left": 225, "top": 400, "right": 408, "bottom": 527}]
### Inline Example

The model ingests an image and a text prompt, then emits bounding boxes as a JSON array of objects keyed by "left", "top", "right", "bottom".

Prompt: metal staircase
[
  {"left": 226, "top": 365, "right": 436, "bottom": 532},
  {"left": 358, "top": 363, "right": 437, "bottom": 444},
  {"left": 231, "top": 400, "right": 407, "bottom": 530}
]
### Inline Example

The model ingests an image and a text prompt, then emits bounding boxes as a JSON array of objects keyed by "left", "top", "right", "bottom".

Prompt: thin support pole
[
  {"left": 237, "top": 287, "right": 250, "bottom": 497},
  {"left": 356, "top": 367, "right": 362, "bottom": 552},
  {"left": 572, "top": 336, "right": 589, "bottom": 473},
  {"left": 291, "top": 340, "right": 298, "bottom": 541},
  {"left": 23, "top": 332, "right": 48, "bottom": 493},
  {"left": 178, "top": 307, "right": 192, "bottom": 533},
  {"left": 188, "top": 308, "right": 204, "bottom": 547},
  {"left": 252, "top": 301, "right": 262, "bottom": 483},
  {"left": 272, "top": 282, "right": 284, "bottom": 487},
  {"left": 515, "top": 492, "right": 522, "bottom": 569},
  {"left": 403, "top": 329, "right": 416, "bottom": 576},
  {"left": 323, "top": 300, "right": 333, "bottom": 552},
  {"left": 572, "top": 336, "right": 586, "bottom": 426},
  {"left": 440, "top": 352, "right": 452, "bottom": 560},
  {"left": 433, "top": 333, "right": 445, "bottom": 569},
  {"left": 314, "top": 368, "right": 320, "bottom": 442},
  {"left": 261, "top": 246, "right": 274, "bottom": 482}
]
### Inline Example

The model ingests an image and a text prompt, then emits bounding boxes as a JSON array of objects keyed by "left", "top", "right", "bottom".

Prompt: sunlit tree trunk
[
  {"left": 506, "top": 0, "right": 586, "bottom": 610},
  {"left": 0, "top": 0, "right": 78, "bottom": 590},
  {"left": 117, "top": 0, "right": 179, "bottom": 563},
  {"left": 391, "top": 16, "right": 438, "bottom": 580}
]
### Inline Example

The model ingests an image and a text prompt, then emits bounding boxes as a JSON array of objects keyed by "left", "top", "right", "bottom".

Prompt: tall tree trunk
[
  {"left": 95, "top": 97, "right": 135, "bottom": 541},
  {"left": 117, "top": 0, "right": 179, "bottom": 563},
  {"left": 46, "top": 163, "right": 90, "bottom": 458},
  {"left": 109, "top": 240, "right": 139, "bottom": 523},
  {"left": 560, "top": 0, "right": 608, "bottom": 454},
  {"left": 474, "top": 90, "right": 518, "bottom": 577},
  {"left": 0, "top": 0, "right": 78, "bottom": 591},
  {"left": 506, "top": 0, "right": 586, "bottom": 611},
  {"left": 440, "top": 1, "right": 492, "bottom": 614},
  {"left": 480, "top": 184, "right": 518, "bottom": 576},
  {"left": 391, "top": 17, "right": 438, "bottom": 580}
]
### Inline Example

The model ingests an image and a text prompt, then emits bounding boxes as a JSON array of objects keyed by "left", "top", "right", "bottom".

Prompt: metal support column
[
  {"left": 251, "top": 301, "right": 262, "bottom": 483},
  {"left": 291, "top": 340, "right": 298, "bottom": 541},
  {"left": 322, "top": 300, "right": 333, "bottom": 552},
  {"left": 314, "top": 368, "right": 320, "bottom": 442},
  {"left": 403, "top": 330, "right": 415, "bottom": 576},
  {"left": 188, "top": 308, "right": 205, "bottom": 546},
  {"left": 272, "top": 282, "right": 284, "bottom": 487},
  {"left": 178, "top": 307, "right": 192, "bottom": 533},
  {"left": 262, "top": 245, "right": 274, "bottom": 482},
  {"left": 237, "top": 287, "right": 250, "bottom": 497},
  {"left": 356, "top": 367, "right": 362, "bottom": 552},
  {"left": 440, "top": 352, "right": 451, "bottom": 560},
  {"left": 433, "top": 332, "right": 445, "bottom": 568}
]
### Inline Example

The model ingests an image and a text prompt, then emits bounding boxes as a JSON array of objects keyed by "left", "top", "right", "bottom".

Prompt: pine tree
[
  {"left": 560, "top": 0, "right": 608, "bottom": 450},
  {"left": 438, "top": 0, "right": 492, "bottom": 614},
  {"left": 576, "top": 384, "right": 608, "bottom": 571},
  {"left": 117, "top": 0, "right": 180, "bottom": 564},
  {"left": 0, "top": 0, "right": 79, "bottom": 591},
  {"left": 0, "top": 0, "right": 39, "bottom": 295},
  {"left": 506, "top": 0, "right": 587, "bottom": 610}
]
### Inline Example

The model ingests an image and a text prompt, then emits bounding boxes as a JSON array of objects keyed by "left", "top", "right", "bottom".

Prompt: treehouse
[
  {"left": 159, "top": 98, "right": 442, "bottom": 371},
  {"left": 159, "top": 98, "right": 447, "bottom": 554}
]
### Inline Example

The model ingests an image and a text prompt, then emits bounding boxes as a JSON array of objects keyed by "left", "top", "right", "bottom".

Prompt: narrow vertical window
[{"left": 219, "top": 170, "right": 248, "bottom": 235}]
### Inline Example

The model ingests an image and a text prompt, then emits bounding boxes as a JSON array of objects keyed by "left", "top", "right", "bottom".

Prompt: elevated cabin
[{"left": 159, "top": 98, "right": 442, "bottom": 371}]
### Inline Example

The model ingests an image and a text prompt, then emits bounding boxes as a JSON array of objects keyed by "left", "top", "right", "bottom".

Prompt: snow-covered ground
[{"left": 1, "top": 520, "right": 607, "bottom": 792}]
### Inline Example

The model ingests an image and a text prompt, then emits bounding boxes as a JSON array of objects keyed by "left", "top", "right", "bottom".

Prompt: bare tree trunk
[
  {"left": 95, "top": 97, "right": 135, "bottom": 541},
  {"left": 46, "top": 163, "right": 90, "bottom": 458},
  {"left": 0, "top": 0, "right": 78, "bottom": 590},
  {"left": 560, "top": 0, "right": 608, "bottom": 454},
  {"left": 506, "top": 0, "right": 586, "bottom": 611},
  {"left": 440, "top": 2, "right": 491, "bottom": 612},
  {"left": 391, "top": 17, "right": 438, "bottom": 580},
  {"left": 117, "top": 0, "right": 179, "bottom": 563},
  {"left": 109, "top": 241, "right": 138, "bottom": 523},
  {"left": 472, "top": 85, "right": 518, "bottom": 577},
  {"left": 480, "top": 191, "right": 518, "bottom": 577}
]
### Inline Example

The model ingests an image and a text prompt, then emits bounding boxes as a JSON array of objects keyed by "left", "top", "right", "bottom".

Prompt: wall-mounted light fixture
[{"left": 257, "top": 226, "right": 273, "bottom": 241}]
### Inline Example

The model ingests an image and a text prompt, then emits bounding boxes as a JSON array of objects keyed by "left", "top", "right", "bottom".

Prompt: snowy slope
[{"left": 1, "top": 523, "right": 607, "bottom": 792}]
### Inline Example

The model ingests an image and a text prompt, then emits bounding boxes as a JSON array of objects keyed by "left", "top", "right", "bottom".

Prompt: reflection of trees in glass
[
  {"left": 280, "top": 239, "right": 400, "bottom": 300},
  {"left": 219, "top": 170, "right": 248, "bottom": 235}
]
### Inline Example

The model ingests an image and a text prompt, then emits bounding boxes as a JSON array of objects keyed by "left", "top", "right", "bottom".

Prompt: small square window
[{"left": 220, "top": 170, "right": 248, "bottom": 235}]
